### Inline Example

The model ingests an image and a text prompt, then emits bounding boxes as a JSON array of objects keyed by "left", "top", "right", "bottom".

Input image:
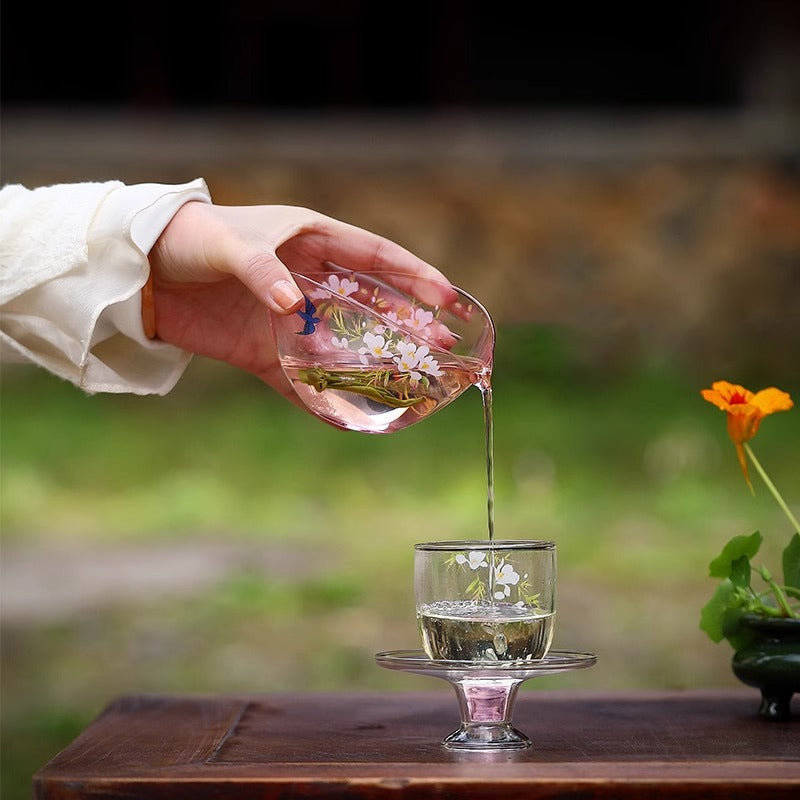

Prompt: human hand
[{"left": 147, "top": 202, "right": 456, "bottom": 404}]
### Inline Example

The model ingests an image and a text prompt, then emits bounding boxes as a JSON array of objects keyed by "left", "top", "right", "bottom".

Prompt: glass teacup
[
  {"left": 415, "top": 540, "right": 556, "bottom": 662},
  {"left": 268, "top": 265, "right": 495, "bottom": 433}
]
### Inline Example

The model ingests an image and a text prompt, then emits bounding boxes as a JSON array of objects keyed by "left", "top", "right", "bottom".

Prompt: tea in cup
[{"left": 414, "top": 540, "right": 556, "bottom": 662}]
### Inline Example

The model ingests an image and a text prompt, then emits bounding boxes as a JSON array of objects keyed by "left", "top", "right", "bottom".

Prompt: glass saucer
[{"left": 375, "top": 649, "right": 597, "bottom": 751}]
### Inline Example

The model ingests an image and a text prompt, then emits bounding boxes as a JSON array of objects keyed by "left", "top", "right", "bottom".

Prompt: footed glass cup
[
  {"left": 268, "top": 265, "right": 494, "bottom": 433},
  {"left": 415, "top": 540, "right": 556, "bottom": 663}
]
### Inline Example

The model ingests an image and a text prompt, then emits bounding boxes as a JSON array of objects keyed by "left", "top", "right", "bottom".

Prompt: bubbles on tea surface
[{"left": 418, "top": 600, "right": 555, "bottom": 661}]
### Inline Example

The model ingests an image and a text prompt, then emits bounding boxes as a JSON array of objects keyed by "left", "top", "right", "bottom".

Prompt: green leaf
[
  {"left": 729, "top": 555, "right": 751, "bottom": 588},
  {"left": 708, "top": 531, "right": 762, "bottom": 578},
  {"left": 700, "top": 580, "right": 737, "bottom": 643},
  {"left": 723, "top": 611, "right": 759, "bottom": 652},
  {"left": 699, "top": 579, "right": 756, "bottom": 650},
  {"left": 782, "top": 533, "right": 800, "bottom": 590}
]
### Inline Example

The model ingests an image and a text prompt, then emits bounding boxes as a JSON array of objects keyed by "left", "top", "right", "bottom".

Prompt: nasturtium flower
[{"left": 701, "top": 380, "right": 793, "bottom": 488}]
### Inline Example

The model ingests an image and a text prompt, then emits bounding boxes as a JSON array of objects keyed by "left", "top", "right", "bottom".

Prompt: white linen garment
[{"left": 0, "top": 178, "right": 212, "bottom": 395}]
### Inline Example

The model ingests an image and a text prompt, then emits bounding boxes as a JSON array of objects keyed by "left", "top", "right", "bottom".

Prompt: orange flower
[{"left": 701, "top": 380, "right": 793, "bottom": 488}]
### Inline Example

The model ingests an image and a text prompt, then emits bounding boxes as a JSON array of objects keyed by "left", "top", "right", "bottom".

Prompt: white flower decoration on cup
[
  {"left": 455, "top": 551, "right": 489, "bottom": 570},
  {"left": 407, "top": 307, "right": 435, "bottom": 331},
  {"left": 494, "top": 560, "right": 521, "bottom": 599},
  {"left": 358, "top": 331, "right": 393, "bottom": 364},
  {"left": 325, "top": 275, "right": 359, "bottom": 297},
  {"left": 414, "top": 345, "right": 444, "bottom": 377},
  {"left": 393, "top": 344, "right": 422, "bottom": 381}
]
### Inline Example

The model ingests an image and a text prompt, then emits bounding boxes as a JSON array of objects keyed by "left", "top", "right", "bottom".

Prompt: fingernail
[{"left": 270, "top": 279, "right": 304, "bottom": 312}]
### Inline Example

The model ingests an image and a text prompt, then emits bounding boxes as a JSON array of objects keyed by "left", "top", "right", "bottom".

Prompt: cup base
[
  {"left": 443, "top": 723, "right": 531, "bottom": 750},
  {"left": 375, "top": 649, "right": 596, "bottom": 752}
]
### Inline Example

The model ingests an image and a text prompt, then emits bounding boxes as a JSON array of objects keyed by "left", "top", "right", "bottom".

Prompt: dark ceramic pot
[{"left": 731, "top": 615, "right": 800, "bottom": 721}]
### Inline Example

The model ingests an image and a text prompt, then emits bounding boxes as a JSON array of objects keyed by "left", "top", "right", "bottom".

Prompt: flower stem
[
  {"left": 744, "top": 442, "right": 800, "bottom": 535},
  {"left": 758, "top": 567, "right": 798, "bottom": 618},
  {"left": 773, "top": 584, "right": 798, "bottom": 618}
]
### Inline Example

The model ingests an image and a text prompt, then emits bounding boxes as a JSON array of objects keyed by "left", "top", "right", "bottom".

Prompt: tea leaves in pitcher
[{"left": 283, "top": 357, "right": 487, "bottom": 434}]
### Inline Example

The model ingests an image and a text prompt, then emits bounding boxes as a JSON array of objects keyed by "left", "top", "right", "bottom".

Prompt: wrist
[{"left": 143, "top": 199, "right": 210, "bottom": 340}]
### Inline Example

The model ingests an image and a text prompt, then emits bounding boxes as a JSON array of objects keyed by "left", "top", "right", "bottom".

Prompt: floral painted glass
[
  {"left": 415, "top": 540, "right": 556, "bottom": 662},
  {"left": 379, "top": 540, "right": 592, "bottom": 751},
  {"left": 268, "top": 265, "right": 495, "bottom": 433}
]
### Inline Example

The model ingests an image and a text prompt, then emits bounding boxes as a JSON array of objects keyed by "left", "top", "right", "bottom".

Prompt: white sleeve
[{"left": 0, "top": 178, "right": 212, "bottom": 395}]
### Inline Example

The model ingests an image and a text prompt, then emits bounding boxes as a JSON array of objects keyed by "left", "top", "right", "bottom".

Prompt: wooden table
[{"left": 34, "top": 690, "right": 799, "bottom": 798}]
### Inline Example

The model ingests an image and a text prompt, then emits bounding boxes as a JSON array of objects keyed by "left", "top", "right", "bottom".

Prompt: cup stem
[
  {"left": 444, "top": 678, "right": 531, "bottom": 750},
  {"left": 456, "top": 679, "right": 519, "bottom": 723}
]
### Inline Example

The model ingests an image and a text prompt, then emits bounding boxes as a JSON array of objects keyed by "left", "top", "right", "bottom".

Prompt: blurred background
[{"left": 2, "top": 1, "right": 800, "bottom": 796}]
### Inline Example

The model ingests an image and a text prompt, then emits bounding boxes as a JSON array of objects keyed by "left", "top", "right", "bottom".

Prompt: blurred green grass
[{"left": 2, "top": 323, "right": 798, "bottom": 799}]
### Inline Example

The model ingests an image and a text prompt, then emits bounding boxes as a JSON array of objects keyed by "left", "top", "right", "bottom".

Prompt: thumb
[{"left": 235, "top": 251, "right": 305, "bottom": 314}]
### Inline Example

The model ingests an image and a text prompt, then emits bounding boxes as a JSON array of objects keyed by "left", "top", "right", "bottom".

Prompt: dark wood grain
[{"left": 34, "top": 690, "right": 800, "bottom": 799}]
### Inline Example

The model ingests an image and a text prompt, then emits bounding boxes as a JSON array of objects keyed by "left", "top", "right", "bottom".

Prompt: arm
[
  {"left": 1, "top": 181, "right": 454, "bottom": 403},
  {"left": 0, "top": 179, "right": 211, "bottom": 394}
]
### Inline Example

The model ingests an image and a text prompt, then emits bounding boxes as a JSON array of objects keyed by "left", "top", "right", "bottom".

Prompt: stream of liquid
[
  {"left": 475, "top": 371, "right": 495, "bottom": 599},
  {"left": 478, "top": 378, "right": 495, "bottom": 543}
]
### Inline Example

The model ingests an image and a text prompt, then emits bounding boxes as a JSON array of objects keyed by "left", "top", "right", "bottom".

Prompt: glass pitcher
[{"left": 269, "top": 264, "right": 495, "bottom": 433}]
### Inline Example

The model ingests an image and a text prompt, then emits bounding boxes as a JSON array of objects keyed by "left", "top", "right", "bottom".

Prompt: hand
[{"left": 147, "top": 202, "right": 456, "bottom": 404}]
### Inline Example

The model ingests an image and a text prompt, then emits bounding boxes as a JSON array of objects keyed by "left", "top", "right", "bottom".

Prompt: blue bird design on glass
[{"left": 296, "top": 295, "right": 321, "bottom": 335}]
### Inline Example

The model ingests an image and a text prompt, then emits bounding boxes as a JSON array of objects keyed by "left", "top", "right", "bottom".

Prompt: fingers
[
  {"left": 269, "top": 277, "right": 305, "bottom": 313},
  {"left": 311, "top": 217, "right": 459, "bottom": 307},
  {"left": 234, "top": 249, "right": 305, "bottom": 314},
  {"left": 163, "top": 203, "right": 306, "bottom": 315},
  {"left": 212, "top": 204, "right": 459, "bottom": 316}
]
